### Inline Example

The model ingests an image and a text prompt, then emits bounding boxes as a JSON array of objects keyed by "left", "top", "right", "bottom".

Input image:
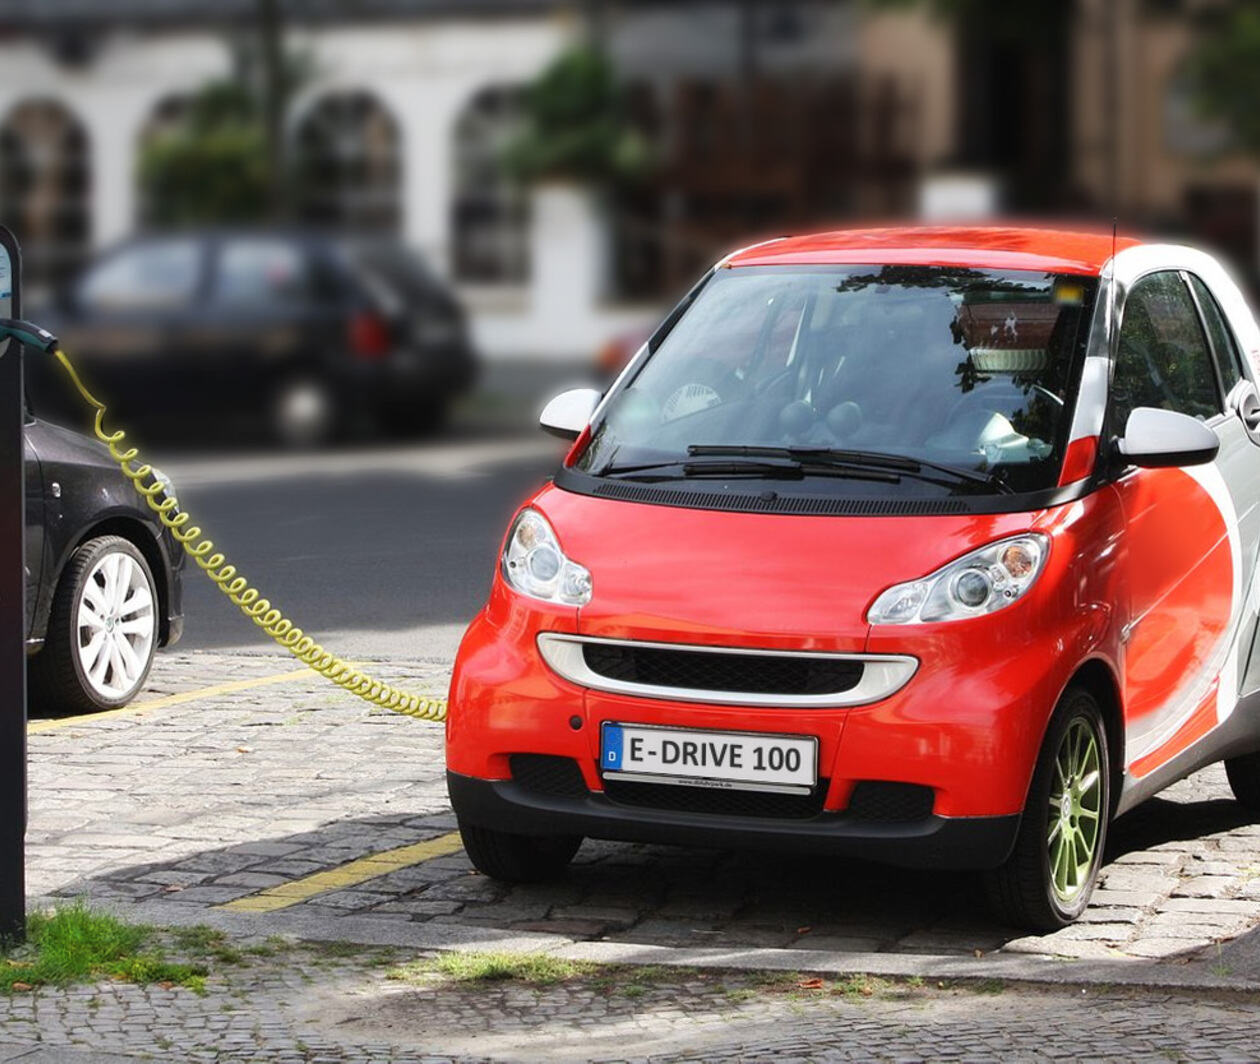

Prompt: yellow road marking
[
  {"left": 27, "top": 667, "right": 314, "bottom": 734},
  {"left": 220, "top": 832, "right": 466, "bottom": 913}
]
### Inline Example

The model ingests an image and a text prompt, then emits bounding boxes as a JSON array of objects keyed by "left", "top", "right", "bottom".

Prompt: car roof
[{"left": 725, "top": 225, "right": 1144, "bottom": 277}]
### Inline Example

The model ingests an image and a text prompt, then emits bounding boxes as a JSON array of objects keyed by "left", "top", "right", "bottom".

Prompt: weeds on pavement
[{"left": 1, "top": 902, "right": 207, "bottom": 994}]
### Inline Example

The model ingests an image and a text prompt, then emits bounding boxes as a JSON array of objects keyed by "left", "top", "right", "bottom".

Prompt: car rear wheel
[
  {"left": 458, "top": 822, "right": 581, "bottom": 882},
  {"left": 984, "top": 686, "right": 1110, "bottom": 931},
  {"left": 1224, "top": 751, "right": 1260, "bottom": 812},
  {"left": 30, "top": 535, "right": 159, "bottom": 714}
]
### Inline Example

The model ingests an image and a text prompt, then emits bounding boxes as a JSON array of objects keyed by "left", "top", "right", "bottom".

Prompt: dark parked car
[
  {"left": 30, "top": 231, "right": 477, "bottom": 446},
  {"left": 24, "top": 412, "right": 183, "bottom": 713}
]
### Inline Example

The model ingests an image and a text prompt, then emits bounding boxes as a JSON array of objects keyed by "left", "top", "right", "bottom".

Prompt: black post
[{"left": 0, "top": 227, "right": 25, "bottom": 941}]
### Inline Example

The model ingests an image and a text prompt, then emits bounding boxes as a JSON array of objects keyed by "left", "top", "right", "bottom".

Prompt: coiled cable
[{"left": 52, "top": 347, "right": 448, "bottom": 723}]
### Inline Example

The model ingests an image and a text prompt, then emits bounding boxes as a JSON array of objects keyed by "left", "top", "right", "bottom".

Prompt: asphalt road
[{"left": 163, "top": 434, "right": 563, "bottom": 661}]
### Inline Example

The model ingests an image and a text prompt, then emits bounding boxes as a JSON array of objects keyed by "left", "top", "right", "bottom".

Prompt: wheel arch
[
  {"left": 70, "top": 518, "right": 171, "bottom": 646},
  {"left": 1067, "top": 657, "right": 1125, "bottom": 811}
]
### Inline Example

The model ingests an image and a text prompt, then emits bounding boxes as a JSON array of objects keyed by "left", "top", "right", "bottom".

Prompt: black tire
[
  {"left": 29, "top": 535, "right": 159, "bottom": 715},
  {"left": 1225, "top": 751, "right": 1260, "bottom": 812},
  {"left": 985, "top": 686, "right": 1111, "bottom": 931},
  {"left": 458, "top": 822, "right": 581, "bottom": 883}
]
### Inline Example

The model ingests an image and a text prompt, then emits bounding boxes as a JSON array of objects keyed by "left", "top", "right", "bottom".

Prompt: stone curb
[{"left": 78, "top": 895, "right": 1260, "bottom": 996}]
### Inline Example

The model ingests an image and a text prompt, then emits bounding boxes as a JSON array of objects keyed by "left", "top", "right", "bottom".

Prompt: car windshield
[{"left": 577, "top": 264, "right": 1098, "bottom": 495}]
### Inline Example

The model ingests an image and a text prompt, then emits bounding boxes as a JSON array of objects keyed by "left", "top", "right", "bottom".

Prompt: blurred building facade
[{"left": 0, "top": 0, "right": 1256, "bottom": 361}]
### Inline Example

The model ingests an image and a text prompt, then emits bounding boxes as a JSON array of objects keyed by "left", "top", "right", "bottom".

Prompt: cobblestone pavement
[
  {"left": 16, "top": 650, "right": 1260, "bottom": 1060},
  {"left": 4, "top": 939, "right": 1260, "bottom": 1063},
  {"left": 28, "top": 653, "right": 1260, "bottom": 973}
]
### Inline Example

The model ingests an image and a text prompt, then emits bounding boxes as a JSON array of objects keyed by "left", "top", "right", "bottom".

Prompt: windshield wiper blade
[
  {"left": 687, "top": 445, "right": 1015, "bottom": 494},
  {"left": 598, "top": 456, "right": 899, "bottom": 484}
]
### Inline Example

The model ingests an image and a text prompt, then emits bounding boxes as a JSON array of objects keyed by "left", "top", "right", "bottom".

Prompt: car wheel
[
  {"left": 272, "top": 375, "right": 337, "bottom": 448},
  {"left": 984, "top": 686, "right": 1110, "bottom": 931},
  {"left": 29, "top": 535, "right": 159, "bottom": 714},
  {"left": 1224, "top": 751, "right": 1260, "bottom": 812},
  {"left": 458, "top": 822, "right": 581, "bottom": 882}
]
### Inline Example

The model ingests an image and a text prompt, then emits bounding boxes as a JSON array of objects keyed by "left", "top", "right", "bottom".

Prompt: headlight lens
[
  {"left": 501, "top": 508, "right": 592, "bottom": 606},
  {"left": 867, "top": 533, "right": 1049, "bottom": 625}
]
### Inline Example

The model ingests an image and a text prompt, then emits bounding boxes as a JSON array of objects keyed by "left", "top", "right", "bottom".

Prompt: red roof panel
[{"left": 726, "top": 225, "right": 1142, "bottom": 276}]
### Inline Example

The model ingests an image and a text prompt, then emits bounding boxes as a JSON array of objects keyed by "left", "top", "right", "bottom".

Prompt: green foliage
[
  {"left": 1, "top": 902, "right": 207, "bottom": 993},
  {"left": 138, "top": 81, "right": 271, "bottom": 226},
  {"left": 1183, "top": 2, "right": 1260, "bottom": 155},
  {"left": 503, "top": 47, "right": 650, "bottom": 186}
]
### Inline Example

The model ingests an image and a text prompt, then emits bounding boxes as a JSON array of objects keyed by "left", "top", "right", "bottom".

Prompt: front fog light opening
[{"left": 502, "top": 508, "right": 592, "bottom": 606}]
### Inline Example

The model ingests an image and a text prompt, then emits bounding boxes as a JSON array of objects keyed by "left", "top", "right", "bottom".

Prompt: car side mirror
[
  {"left": 1117, "top": 406, "right": 1219, "bottom": 468},
  {"left": 539, "top": 388, "right": 600, "bottom": 441}
]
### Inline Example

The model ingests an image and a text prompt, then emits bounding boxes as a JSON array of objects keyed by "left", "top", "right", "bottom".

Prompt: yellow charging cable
[{"left": 52, "top": 348, "right": 448, "bottom": 724}]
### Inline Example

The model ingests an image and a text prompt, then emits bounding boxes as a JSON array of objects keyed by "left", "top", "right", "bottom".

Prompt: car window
[
  {"left": 1188, "top": 273, "right": 1246, "bottom": 395},
  {"left": 213, "top": 239, "right": 309, "bottom": 307},
  {"left": 1111, "top": 271, "right": 1222, "bottom": 431},
  {"left": 78, "top": 239, "right": 201, "bottom": 311}
]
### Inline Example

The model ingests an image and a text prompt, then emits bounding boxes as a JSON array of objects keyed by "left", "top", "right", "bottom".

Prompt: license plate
[{"left": 600, "top": 722, "right": 817, "bottom": 795}]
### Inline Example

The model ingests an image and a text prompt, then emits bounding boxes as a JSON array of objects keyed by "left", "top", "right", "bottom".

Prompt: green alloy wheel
[
  {"left": 986, "top": 687, "right": 1111, "bottom": 931},
  {"left": 1046, "top": 716, "right": 1104, "bottom": 903}
]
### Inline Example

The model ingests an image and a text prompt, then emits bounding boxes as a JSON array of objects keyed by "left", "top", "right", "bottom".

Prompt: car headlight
[
  {"left": 867, "top": 533, "right": 1049, "bottom": 625},
  {"left": 501, "top": 508, "right": 592, "bottom": 606}
]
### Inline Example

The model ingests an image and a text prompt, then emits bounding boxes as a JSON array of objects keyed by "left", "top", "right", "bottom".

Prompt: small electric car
[{"left": 447, "top": 226, "right": 1260, "bottom": 929}]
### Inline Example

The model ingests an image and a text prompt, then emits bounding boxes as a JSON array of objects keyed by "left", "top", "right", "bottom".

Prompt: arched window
[
  {"left": 293, "top": 90, "right": 401, "bottom": 234},
  {"left": 135, "top": 93, "right": 192, "bottom": 228},
  {"left": 452, "top": 86, "right": 528, "bottom": 284},
  {"left": 0, "top": 98, "right": 91, "bottom": 294}
]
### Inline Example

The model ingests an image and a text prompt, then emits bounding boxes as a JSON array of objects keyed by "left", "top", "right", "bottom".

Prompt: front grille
[
  {"left": 510, "top": 754, "right": 589, "bottom": 798},
  {"left": 846, "top": 781, "right": 935, "bottom": 822},
  {"left": 581, "top": 642, "right": 863, "bottom": 697},
  {"left": 602, "top": 777, "right": 829, "bottom": 819}
]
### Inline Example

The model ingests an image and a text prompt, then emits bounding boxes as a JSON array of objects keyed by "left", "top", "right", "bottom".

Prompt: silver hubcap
[
  {"left": 277, "top": 380, "right": 332, "bottom": 444},
  {"left": 76, "top": 552, "right": 156, "bottom": 699}
]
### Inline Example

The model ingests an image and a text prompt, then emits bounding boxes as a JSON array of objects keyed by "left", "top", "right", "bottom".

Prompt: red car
[{"left": 446, "top": 226, "right": 1260, "bottom": 929}]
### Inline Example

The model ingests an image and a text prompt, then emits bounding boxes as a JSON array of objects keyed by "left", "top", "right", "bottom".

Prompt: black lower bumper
[{"left": 447, "top": 771, "right": 1021, "bottom": 871}]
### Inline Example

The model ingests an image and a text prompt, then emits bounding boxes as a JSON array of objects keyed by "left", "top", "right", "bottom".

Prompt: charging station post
[{"left": 0, "top": 227, "right": 26, "bottom": 940}]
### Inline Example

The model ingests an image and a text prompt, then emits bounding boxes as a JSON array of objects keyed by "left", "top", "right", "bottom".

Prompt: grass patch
[
  {"left": 170, "top": 925, "right": 243, "bottom": 965},
  {"left": 1, "top": 903, "right": 206, "bottom": 994},
  {"left": 390, "top": 951, "right": 597, "bottom": 987},
  {"left": 833, "top": 974, "right": 893, "bottom": 999}
]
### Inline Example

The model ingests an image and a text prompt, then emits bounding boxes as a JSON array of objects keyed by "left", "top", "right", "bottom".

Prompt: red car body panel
[
  {"left": 449, "top": 483, "right": 1133, "bottom": 819},
  {"left": 726, "top": 225, "right": 1143, "bottom": 276}
]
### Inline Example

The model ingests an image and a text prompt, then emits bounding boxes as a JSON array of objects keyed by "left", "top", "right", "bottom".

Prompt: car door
[
  {"left": 190, "top": 236, "right": 317, "bottom": 374},
  {"left": 1190, "top": 273, "right": 1260, "bottom": 702},
  {"left": 1107, "top": 270, "right": 1239, "bottom": 775}
]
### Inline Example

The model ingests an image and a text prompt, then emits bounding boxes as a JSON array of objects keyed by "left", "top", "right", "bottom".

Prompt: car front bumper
[{"left": 447, "top": 770, "right": 1020, "bottom": 870}]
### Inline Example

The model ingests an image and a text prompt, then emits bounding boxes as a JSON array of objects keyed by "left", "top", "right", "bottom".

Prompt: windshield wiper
[
  {"left": 687, "top": 445, "right": 1015, "bottom": 495},
  {"left": 596, "top": 456, "right": 900, "bottom": 484}
]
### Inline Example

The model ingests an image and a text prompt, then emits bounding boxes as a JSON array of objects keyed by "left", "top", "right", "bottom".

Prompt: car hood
[{"left": 534, "top": 484, "right": 1041, "bottom": 651}]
